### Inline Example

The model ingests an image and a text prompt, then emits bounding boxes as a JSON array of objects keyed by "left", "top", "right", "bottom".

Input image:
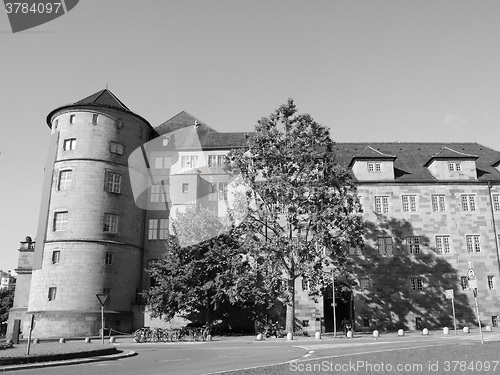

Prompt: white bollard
[
  {"left": 463, "top": 327, "right": 470, "bottom": 334},
  {"left": 109, "top": 336, "right": 116, "bottom": 343},
  {"left": 373, "top": 330, "right": 379, "bottom": 338},
  {"left": 443, "top": 327, "right": 449, "bottom": 335},
  {"left": 347, "top": 331, "right": 353, "bottom": 338},
  {"left": 422, "top": 328, "right": 429, "bottom": 335},
  {"left": 315, "top": 331, "right": 321, "bottom": 340},
  {"left": 397, "top": 329, "right": 404, "bottom": 336},
  {"left": 59, "top": 338, "right": 66, "bottom": 344},
  {"left": 287, "top": 332, "right": 293, "bottom": 341},
  {"left": 256, "top": 333, "right": 263, "bottom": 341},
  {"left": 84, "top": 337, "right": 91, "bottom": 343},
  {"left": 485, "top": 325, "right": 492, "bottom": 332}
]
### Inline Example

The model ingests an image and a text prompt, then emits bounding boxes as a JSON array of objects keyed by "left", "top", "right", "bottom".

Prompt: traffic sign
[
  {"left": 468, "top": 279, "right": 478, "bottom": 290},
  {"left": 445, "top": 289, "right": 454, "bottom": 299},
  {"left": 467, "top": 268, "right": 476, "bottom": 280}
]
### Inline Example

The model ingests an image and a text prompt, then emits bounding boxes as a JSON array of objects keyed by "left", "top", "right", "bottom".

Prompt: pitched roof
[
  {"left": 74, "top": 89, "right": 131, "bottom": 111},
  {"left": 333, "top": 142, "right": 500, "bottom": 182},
  {"left": 348, "top": 146, "right": 397, "bottom": 167},
  {"left": 155, "top": 111, "right": 217, "bottom": 138},
  {"left": 46, "top": 89, "right": 151, "bottom": 129},
  {"left": 424, "top": 146, "right": 478, "bottom": 166}
]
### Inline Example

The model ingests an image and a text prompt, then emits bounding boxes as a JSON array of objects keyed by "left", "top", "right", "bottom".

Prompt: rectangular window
[
  {"left": 148, "top": 219, "right": 158, "bottom": 240},
  {"left": 208, "top": 155, "right": 217, "bottom": 168},
  {"left": 48, "top": 287, "right": 57, "bottom": 301},
  {"left": 154, "top": 156, "right": 172, "bottom": 169},
  {"left": 488, "top": 276, "right": 495, "bottom": 290},
  {"left": 410, "top": 277, "right": 424, "bottom": 291},
  {"left": 218, "top": 182, "right": 228, "bottom": 201},
  {"left": 367, "top": 162, "right": 381, "bottom": 172},
  {"left": 105, "top": 172, "right": 121, "bottom": 194},
  {"left": 109, "top": 142, "right": 123, "bottom": 155},
  {"left": 466, "top": 235, "right": 480, "bottom": 253},
  {"left": 103, "top": 213, "right": 118, "bottom": 233},
  {"left": 455, "top": 163, "right": 461, "bottom": 171},
  {"left": 493, "top": 194, "right": 500, "bottom": 211},
  {"left": 301, "top": 276, "right": 308, "bottom": 291},
  {"left": 406, "top": 236, "right": 421, "bottom": 254},
  {"left": 63, "top": 138, "right": 76, "bottom": 150},
  {"left": 431, "top": 195, "right": 446, "bottom": 212},
  {"left": 102, "top": 288, "right": 111, "bottom": 302},
  {"left": 359, "top": 278, "right": 370, "bottom": 291},
  {"left": 435, "top": 235, "right": 451, "bottom": 254},
  {"left": 150, "top": 184, "right": 168, "bottom": 203},
  {"left": 448, "top": 162, "right": 455, "bottom": 172},
  {"left": 218, "top": 155, "right": 227, "bottom": 167},
  {"left": 374, "top": 196, "right": 389, "bottom": 214},
  {"left": 159, "top": 219, "right": 168, "bottom": 239},
  {"left": 402, "top": 195, "right": 417, "bottom": 212},
  {"left": 105, "top": 252, "right": 114, "bottom": 265},
  {"left": 348, "top": 245, "right": 362, "bottom": 255},
  {"left": 461, "top": 195, "right": 476, "bottom": 211},
  {"left": 53, "top": 211, "right": 68, "bottom": 231},
  {"left": 182, "top": 183, "right": 189, "bottom": 193},
  {"left": 377, "top": 237, "right": 393, "bottom": 256},
  {"left": 493, "top": 316, "right": 499, "bottom": 328},
  {"left": 52, "top": 251, "right": 60, "bottom": 264},
  {"left": 181, "top": 155, "right": 198, "bottom": 168},
  {"left": 460, "top": 276, "right": 468, "bottom": 290},
  {"left": 69, "top": 114, "right": 75, "bottom": 124},
  {"left": 58, "top": 170, "right": 72, "bottom": 191},
  {"left": 92, "top": 114, "right": 99, "bottom": 124}
]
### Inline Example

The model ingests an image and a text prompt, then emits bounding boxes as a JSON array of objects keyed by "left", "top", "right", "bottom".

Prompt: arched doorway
[{"left": 323, "top": 282, "right": 353, "bottom": 333}]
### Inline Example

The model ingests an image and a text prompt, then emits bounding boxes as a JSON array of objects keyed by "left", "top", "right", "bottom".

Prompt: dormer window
[
  {"left": 448, "top": 162, "right": 461, "bottom": 171},
  {"left": 368, "top": 162, "right": 381, "bottom": 172}
]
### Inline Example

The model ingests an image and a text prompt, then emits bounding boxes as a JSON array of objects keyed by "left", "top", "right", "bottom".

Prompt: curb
[{"left": 0, "top": 350, "right": 137, "bottom": 372}]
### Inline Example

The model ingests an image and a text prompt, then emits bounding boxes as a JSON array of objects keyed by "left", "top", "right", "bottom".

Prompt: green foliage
[
  {"left": 227, "top": 99, "right": 364, "bottom": 331},
  {"left": 0, "top": 289, "right": 14, "bottom": 322},
  {"left": 143, "top": 205, "right": 276, "bottom": 324}
]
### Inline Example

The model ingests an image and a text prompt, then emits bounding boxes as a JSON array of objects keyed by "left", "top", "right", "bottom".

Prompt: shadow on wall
[{"left": 350, "top": 215, "right": 475, "bottom": 331}]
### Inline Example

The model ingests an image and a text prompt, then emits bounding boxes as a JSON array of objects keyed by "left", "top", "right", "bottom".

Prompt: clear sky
[{"left": 1, "top": 1, "right": 500, "bottom": 272}]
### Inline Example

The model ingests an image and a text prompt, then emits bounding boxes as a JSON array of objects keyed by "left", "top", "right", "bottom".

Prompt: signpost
[
  {"left": 445, "top": 289, "right": 457, "bottom": 335},
  {"left": 96, "top": 294, "right": 109, "bottom": 344},
  {"left": 467, "top": 267, "right": 484, "bottom": 344},
  {"left": 332, "top": 269, "right": 337, "bottom": 339}
]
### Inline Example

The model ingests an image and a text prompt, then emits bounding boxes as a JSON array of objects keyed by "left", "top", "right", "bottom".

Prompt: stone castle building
[{"left": 8, "top": 89, "right": 500, "bottom": 338}]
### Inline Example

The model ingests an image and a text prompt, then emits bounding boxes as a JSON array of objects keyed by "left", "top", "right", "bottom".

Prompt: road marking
[{"left": 158, "top": 358, "right": 190, "bottom": 363}]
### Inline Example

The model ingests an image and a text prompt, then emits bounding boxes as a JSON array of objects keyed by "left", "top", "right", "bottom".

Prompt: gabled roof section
[
  {"left": 348, "top": 146, "right": 396, "bottom": 167},
  {"left": 74, "top": 89, "right": 131, "bottom": 111},
  {"left": 155, "top": 111, "right": 217, "bottom": 137},
  {"left": 46, "top": 89, "right": 151, "bottom": 129},
  {"left": 424, "top": 146, "right": 478, "bottom": 166}
]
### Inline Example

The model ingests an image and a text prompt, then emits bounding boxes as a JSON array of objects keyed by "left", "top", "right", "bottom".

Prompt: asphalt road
[{"left": 6, "top": 331, "right": 500, "bottom": 375}]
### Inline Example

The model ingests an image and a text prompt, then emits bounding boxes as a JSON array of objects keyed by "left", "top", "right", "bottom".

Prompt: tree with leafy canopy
[
  {"left": 143, "top": 205, "right": 277, "bottom": 327},
  {"left": 0, "top": 289, "right": 14, "bottom": 323},
  {"left": 226, "top": 99, "right": 364, "bottom": 333}
]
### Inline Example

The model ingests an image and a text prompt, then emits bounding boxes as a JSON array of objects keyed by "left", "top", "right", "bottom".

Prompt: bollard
[
  {"left": 33, "top": 338, "right": 40, "bottom": 344},
  {"left": 347, "top": 331, "right": 353, "bottom": 338},
  {"left": 85, "top": 337, "right": 91, "bottom": 343},
  {"left": 315, "top": 331, "right": 321, "bottom": 340},
  {"left": 422, "top": 328, "right": 429, "bottom": 335},
  {"left": 59, "top": 338, "right": 66, "bottom": 344},
  {"left": 397, "top": 329, "right": 404, "bottom": 336},
  {"left": 207, "top": 335, "right": 212, "bottom": 341},
  {"left": 373, "top": 330, "right": 379, "bottom": 338},
  {"left": 109, "top": 336, "right": 116, "bottom": 343},
  {"left": 485, "top": 325, "right": 492, "bottom": 332},
  {"left": 463, "top": 327, "right": 470, "bottom": 334},
  {"left": 443, "top": 327, "right": 449, "bottom": 335},
  {"left": 287, "top": 332, "right": 293, "bottom": 341},
  {"left": 256, "top": 333, "right": 263, "bottom": 341}
]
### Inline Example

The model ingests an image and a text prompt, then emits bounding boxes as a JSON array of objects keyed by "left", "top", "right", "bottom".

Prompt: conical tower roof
[{"left": 46, "top": 89, "right": 151, "bottom": 129}]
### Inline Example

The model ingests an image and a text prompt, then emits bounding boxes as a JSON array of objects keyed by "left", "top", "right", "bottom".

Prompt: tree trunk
[{"left": 285, "top": 277, "right": 295, "bottom": 333}]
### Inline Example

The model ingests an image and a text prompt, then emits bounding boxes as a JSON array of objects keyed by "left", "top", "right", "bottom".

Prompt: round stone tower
[{"left": 26, "top": 89, "right": 152, "bottom": 337}]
